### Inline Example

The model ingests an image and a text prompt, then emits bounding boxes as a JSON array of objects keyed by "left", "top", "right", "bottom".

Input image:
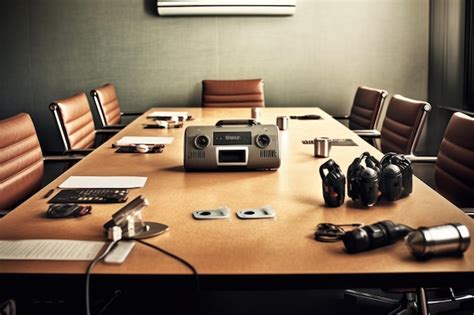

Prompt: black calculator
[{"left": 48, "top": 188, "right": 129, "bottom": 204}]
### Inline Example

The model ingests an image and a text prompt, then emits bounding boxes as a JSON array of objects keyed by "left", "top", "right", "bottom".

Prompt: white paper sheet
[
  {"left": 115, "top": 136, "right": 174, "bottom": 146},
  {"left": 147, "top": 111, "right": 188, "bottom": 120},
  {"left": 59, "top": 176, "right": 147, "bottom": 189},
  {"left": 0, "top": 239, "right": 105, "bottom": 261}
]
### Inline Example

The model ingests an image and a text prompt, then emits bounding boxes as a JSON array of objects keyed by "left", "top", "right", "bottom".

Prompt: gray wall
[{"left": 0, "top": 0, "right": 429, "bottom": 152}]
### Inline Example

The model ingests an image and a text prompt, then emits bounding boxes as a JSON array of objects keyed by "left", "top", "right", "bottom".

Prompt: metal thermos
[
  {"left": 405, "top": 223, "right": 470, "bottom": 258},
  {"left": 314, "top": 137, "right": 331, "bottom": 158},
  {"left": 251, "top": 108, "right": 260, "bottom": 121},
  {"left": 276, "top": 116, "right": 289, "bottom": 130}
]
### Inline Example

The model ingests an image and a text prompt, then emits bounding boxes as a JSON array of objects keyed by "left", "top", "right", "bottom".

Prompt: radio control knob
[
  {"left": 194, "top": 135, "right": 210, "bottom": 150},
  {"left": 256, "top": 134, "right": 271, "bottom": 148}
]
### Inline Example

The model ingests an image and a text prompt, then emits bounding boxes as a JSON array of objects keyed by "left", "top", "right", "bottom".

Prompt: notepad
[
  {"left": 147, "top": 111, "right": 188, "bottom": 120},
  {"left": 59, "top": 176, "right": 147, "bottom": 189},
  {"left": 0, "top": 240, "right": 105, "bottom": 261},
  {"left": 115, "top": 136, "right": 174, "bottom": 146}
]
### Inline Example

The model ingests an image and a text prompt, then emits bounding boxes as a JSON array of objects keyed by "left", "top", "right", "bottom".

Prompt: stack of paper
[
  {"left": 147, "top": 111, "right": 188, "bottom": 121},
  {"left": 115, "top": 136, "right": 174, "bottom": 146},
  {"left": 59, "top": 176, "right": 147, "bottom": 189},
  {"left": 0, "top": 239, "right": 105, "bottom": 261}
]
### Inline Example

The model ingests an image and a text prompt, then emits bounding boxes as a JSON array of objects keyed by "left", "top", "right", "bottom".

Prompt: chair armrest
[
  {"left": 44, "top": 155, "right": 84, "bottom": 162},
  {"left": 102, "top": 124, "right": 126, "bottom": 130},
  {"left": 332, "top": 114, "right": 350, "bottom": 120},
  {"left": 121, "top": 112, "right": 143, "bottom": 117},
  {"left": 405, "top": 155, "right": 437, "bottom": 163},
  {"left": 63, "top": 149, "right": 94, "bottom": 155},
  {"left": 95, "top": 129, "right": 120, "bottom": 134},
  {"left": 353, "top": 129, "right": 381, "bottom": 138}
]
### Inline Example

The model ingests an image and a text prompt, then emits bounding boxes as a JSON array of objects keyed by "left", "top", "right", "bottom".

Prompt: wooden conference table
[{"left": 1, "top": 107, "right": 473, "bottom": 292}]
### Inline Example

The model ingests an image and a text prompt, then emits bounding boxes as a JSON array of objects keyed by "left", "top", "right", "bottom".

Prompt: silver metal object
[
  {"left": 106, "top": 195, "right": 169, "bottom": 239},
  {"left": 314, "top": 137, "right": 331, "bottom": 158},
  {"left": 276, "top": 116, "right": 289, "bottom": 131},
  {"left": 251, "top": 108, "right": 260, "bottom": 121},
  {"left": 405, "top": 223, "right": 470, "bottom": 258},
  {"left": 236, "top": 205, "right": 275, "bottom": 219},
  {"left": 192, "top": 207, "right": 230, "bottom": 220}
]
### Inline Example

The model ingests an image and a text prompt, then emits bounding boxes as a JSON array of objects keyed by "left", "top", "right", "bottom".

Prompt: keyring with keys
[{"left": 314, "top": 223, "right": 363, "bottom": 242}]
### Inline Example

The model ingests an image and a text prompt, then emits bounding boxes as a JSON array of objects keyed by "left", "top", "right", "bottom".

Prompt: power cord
[
  {"left": 136, "top": 239, "right": 201, "bottom": 314},
  {"left": 85, "top": 240, "right": 120, "bottom": 315},
  {"left": 85, "top": 239, "right": 199, "bottom": 315},
  {"left": 135, "top": 239, "right": 200, "bottom": 291}
]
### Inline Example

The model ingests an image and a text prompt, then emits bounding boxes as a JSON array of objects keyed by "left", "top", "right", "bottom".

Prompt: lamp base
[{"left": 131, "top": 222, "right": 169, "bottom": 239}]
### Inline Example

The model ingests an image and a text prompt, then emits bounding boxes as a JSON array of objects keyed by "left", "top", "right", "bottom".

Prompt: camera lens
[
  {"left": 256, "top": 134, "right": 271, "bottom": 148},
  {"left": 194, "top": 135, "right": 210, "bottom": 149}
]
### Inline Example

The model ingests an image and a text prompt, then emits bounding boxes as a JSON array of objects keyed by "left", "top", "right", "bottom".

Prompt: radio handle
[{"left": 215, "top": 119, "right": 258, "bottom": 127}]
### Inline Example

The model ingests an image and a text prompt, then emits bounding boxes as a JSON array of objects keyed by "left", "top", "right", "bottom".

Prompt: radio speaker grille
[
  {"left": 188, "top": 151, "right": 205, "bottom": 160},
  {"left": 260, "top": 150, "right": 277, "bottom": 158}
]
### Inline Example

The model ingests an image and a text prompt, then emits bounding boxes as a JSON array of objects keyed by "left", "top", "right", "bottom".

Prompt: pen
[{"left": 44, "top": 189, "right": 54, "bottom": 199}]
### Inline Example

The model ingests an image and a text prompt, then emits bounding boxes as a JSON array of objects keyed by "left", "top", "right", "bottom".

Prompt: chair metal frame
[{"left": 90, "top": 84, "right": 142, "bottom": 129}]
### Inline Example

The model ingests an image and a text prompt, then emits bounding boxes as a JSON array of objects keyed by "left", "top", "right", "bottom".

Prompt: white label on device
[{"left": 104, "top": 241, "right": 135, "bottom": 264}]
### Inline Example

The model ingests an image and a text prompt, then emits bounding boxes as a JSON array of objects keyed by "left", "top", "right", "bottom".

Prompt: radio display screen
[
  {"left": 218, "top": 150, "right": 246, "bottom": 163},
  {"left": 213, "top": 132, "right": 252, "bottom": 145}
]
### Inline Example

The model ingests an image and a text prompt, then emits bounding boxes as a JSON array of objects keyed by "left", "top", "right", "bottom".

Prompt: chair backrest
[
  {"left": 380, "top": 94, "right": 431, "bottom": 154},
  {"left": 49, "top": 92, "right": 96, "bottom": 151},
  {"left": 90, "top": 83, "right": 121, "bottom": 127},
  {"left": 435, "top": 112, "right": 474, "bottom": 208},
  {"left": 348, "top": 86, "right": 388, "bottom": 130},
  {"left": 202, "top": 79, "right": 265, "bottom": 107},
  {"left": 0, "top": 113, "right": 44, "bottom": 210}
]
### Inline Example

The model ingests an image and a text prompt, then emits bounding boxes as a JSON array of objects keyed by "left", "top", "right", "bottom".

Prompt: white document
[
  {"left": 147, "top": 111, "right": 188, "bottom": 120},
  {"left": 115, "top": 136, "right": 174, "bottom": 146},
  {"left": 59, "top": 176, "right": 147, "bottom": 189},
  {"left": 0, "top": 240, "right": 105, "bottom": 261}
]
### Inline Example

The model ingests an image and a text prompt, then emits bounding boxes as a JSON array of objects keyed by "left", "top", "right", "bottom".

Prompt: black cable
[
  {"left": 135, "top": 239, "right": 200, "bottom": 291},
  {"left": 85, "top": 240, "right": 120, "bottom": 315}
]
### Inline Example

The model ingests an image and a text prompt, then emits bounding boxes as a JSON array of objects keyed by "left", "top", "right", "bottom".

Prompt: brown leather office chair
[
  {"left": 435, "top": 112, "right": 474, "bottom": 208},
  {"left": 49, "top": 92, "right": 118, "bottom": 154},
  {"left": 0, "top": 113, "right": 44, "bottom": 211},
  {"left": 355, "top": 94, "right": 431, "bottom": 155},
  {"left": 333, "top": 86, "right": 388, "bottom": 130},
  {"left": 202, "top": 79, "right": 265, "bottom": 107},
  {"left": 90, "top": 83, "right": 142, "bottom": 129},
  {"left": 0, "top": 113, "right": 81, "bottom": 216},
  {"left": 411, "top": 112, "right": 474, "bottom": 209}
]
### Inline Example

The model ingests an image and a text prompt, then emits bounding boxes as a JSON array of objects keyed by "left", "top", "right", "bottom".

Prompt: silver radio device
[{"left": 184, "top": 119, "right": 281, "bottom": 170}]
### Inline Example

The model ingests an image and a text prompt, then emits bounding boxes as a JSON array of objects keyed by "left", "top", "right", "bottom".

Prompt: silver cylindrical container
[
  {"left": 276, "top": 116, "right": 289, "bottom": 130},
  {"left": 405, "top": 223, "right": 470, "bottom": 258},
  {"left": 251, "top": 108, "right": 260, "bottom": 121},
  {"left": 314, "top": 137, "right": 331, "bottom": 158}
]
